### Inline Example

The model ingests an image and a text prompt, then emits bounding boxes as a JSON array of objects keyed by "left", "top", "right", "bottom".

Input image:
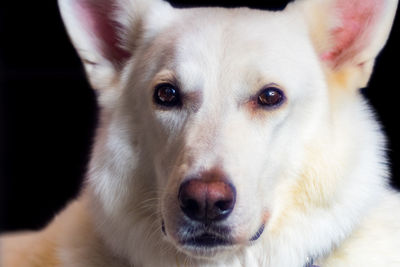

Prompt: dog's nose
[{"left": 178, "top": 179, "right": 236, "bottom": 223}]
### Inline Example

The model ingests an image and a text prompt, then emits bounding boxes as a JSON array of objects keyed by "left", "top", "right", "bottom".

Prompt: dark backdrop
[{"left": 0, "top": 0, "right": 399, "bottom": 232}]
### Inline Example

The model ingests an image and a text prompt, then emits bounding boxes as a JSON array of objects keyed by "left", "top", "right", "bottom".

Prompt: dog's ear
[
  {"left": 58, "top": 0, "right": 172, "bottom": 90},
  {"left": 301, "top": 0, "right": 398, "bottom": 89}
]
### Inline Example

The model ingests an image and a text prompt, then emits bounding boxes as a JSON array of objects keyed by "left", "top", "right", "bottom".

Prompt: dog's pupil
[
  {"left": 159, "top": 86, "right": 176, "bottom": 102},
  {"left": 258, "top": 88, "right": 282, "bottom": 106},
  {"left": 154, "top": 83, "right": 180, "bottom": 106}
]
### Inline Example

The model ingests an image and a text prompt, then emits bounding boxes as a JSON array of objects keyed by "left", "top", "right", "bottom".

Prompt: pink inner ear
[
  {"left": 321, "top": 0, "right": 383, "bottom": 64},
  {"left": 75, "top": 0, "right": 131, "bottom": 66}
]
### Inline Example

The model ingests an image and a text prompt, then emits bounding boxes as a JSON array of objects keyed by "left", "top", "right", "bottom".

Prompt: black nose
[{"left": 178, "top": 177, "right": 236, "bottom": 223}]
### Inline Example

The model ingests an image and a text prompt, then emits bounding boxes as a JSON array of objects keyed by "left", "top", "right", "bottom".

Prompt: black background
[{"left": 0, "top": 0, "right": 399, "bottom": 232}]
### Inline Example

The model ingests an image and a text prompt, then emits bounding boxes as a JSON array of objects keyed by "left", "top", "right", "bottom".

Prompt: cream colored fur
[{"left": 1, "top": 0, "right": 399, "bottom": 266}]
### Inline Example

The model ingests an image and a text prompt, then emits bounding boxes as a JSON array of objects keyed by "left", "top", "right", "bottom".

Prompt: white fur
[{"left": 1, "top": 0, "right": 399, "bottom": 266}]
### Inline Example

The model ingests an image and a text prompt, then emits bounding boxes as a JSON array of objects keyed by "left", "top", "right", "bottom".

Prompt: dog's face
[
  {"left": 59, "top": 0, "right": 397, "bottom": 262},
  {"left": 127, "top": 8, "right": 328, "bottom": 257}
]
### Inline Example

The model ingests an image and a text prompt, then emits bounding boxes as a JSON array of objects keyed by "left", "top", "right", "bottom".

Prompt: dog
[{"left": 1, "top": 0, "right": 399, "bottom": 266}]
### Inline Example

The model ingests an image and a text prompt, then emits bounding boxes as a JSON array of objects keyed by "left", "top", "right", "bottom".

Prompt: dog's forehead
[{"left": 162, "top": 7, "right": 315, "bottom": 94}]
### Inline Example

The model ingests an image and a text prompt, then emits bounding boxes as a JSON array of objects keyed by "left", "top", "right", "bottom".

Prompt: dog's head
[{"left": 59, "top": 0, "right": 397, "bottom": 263}]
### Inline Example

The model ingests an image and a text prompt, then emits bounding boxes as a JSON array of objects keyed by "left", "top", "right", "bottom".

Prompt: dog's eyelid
[
  {"left": 153, "top": 79, "right": 179, "bottom": 89},
  {"left": 259, "top": 83, "right": 284, "bottom": 93},
  {"left": 152, "top": 70, "right": 179, "bottom": 87}
]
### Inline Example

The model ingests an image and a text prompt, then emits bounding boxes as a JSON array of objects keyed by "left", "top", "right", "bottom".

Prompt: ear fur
[
  {"left": 301, "top": 0, "right": 398, "bottom": 89},
  {"left": 58, "top": 0, "right": 171, "bottom": 91}
]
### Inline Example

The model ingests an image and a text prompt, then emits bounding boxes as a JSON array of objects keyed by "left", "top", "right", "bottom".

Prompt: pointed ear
[
  {"left": 302, "top": 0, "right": 398, "bottom": 88},
  {"left": 58, "top": 0, "right": 171, "bottom": 90}
]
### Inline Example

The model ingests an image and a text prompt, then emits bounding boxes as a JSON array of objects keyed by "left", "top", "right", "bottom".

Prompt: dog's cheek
[{"left": 233, "top": 117, "right": 306, "bottom": 217}]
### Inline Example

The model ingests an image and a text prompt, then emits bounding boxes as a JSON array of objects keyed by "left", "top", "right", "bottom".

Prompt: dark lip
[
  {"left": 165, "top": 220, "right": 266, "bottom": 248},
  {"left": 249, "top": 223, "right": 265, "bottom": 242},
  {"left": 182, "top": 233, "right": 232, "bottom": 247},
  {"left": 178, "top": 224, "right": 265, "bottom": 248},
  {"left": 178, "top": 224, "right": 233, "bottom": 248}
]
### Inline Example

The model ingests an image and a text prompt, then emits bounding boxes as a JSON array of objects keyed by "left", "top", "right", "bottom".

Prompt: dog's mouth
[
  {"left": 163, "top": 220, "right": 265, "bottom": 251},
  {"left": 176, "top": 223, "right": 233, "bottom": 248},
  {"left": 182, "top": 232, "right": 233, "bottom": 247}
]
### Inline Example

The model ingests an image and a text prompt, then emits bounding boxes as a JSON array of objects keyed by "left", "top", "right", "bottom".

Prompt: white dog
[{"left": 1, "top": 0, "right": 399, "bottom": 266}]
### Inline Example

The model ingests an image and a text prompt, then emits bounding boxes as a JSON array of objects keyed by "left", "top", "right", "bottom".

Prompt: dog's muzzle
[
  {"left": 162, "top": 167, "right": 267, "bottom": 255},
  {"left": 162, "top": 173, "right": 266, "bottom": 250},
  {"left": 175, "top": 178, "right": 236, "bottom": 247}
]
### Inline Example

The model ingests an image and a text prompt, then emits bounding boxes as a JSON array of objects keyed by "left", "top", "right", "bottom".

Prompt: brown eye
[
  {"left": 154, "top": 83, "right": 181, "bottom": 107},
  {"left": 257, "top": 87, "right": 285, "bottom": 107}
]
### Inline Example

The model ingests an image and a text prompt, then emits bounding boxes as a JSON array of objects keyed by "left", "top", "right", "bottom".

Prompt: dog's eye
[
  {"left": 154, "top": 83, "right": 181, "bottom": 107},
  {"left": 257, "top": 86, "right": 285, "bottom": 107}
]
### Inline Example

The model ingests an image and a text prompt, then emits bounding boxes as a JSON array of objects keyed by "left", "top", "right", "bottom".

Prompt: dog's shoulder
[
  {"left": 1, "top": 197, "right": 93, "bottom": 267},
  {"left": 321, "top": 191, "right": 400, "bottom": 266},
  {"left": 0, "top": 225, "right": 61, "bottom": 267}
]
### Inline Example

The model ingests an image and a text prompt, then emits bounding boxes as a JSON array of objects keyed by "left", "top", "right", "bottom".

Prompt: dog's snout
[{"left": 178, "top": 178, "right": 236, "bottom": 223}]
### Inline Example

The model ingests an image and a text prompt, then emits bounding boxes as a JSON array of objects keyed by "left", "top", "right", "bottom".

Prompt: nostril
[
  {"left": 215, "top": 200, "right": 233, "bottom": 212},
  {"left": 180, "top": 198, "right": 202, "bottom": 219},
  {"left": 183, "top": 199, "right": 199, "bottom": 211},
  {"left": 178, "top": 181, "right": 206, "bottom": 221},
  {"left": 207, "top": 184, "right": 236, "bottom": 221}
]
